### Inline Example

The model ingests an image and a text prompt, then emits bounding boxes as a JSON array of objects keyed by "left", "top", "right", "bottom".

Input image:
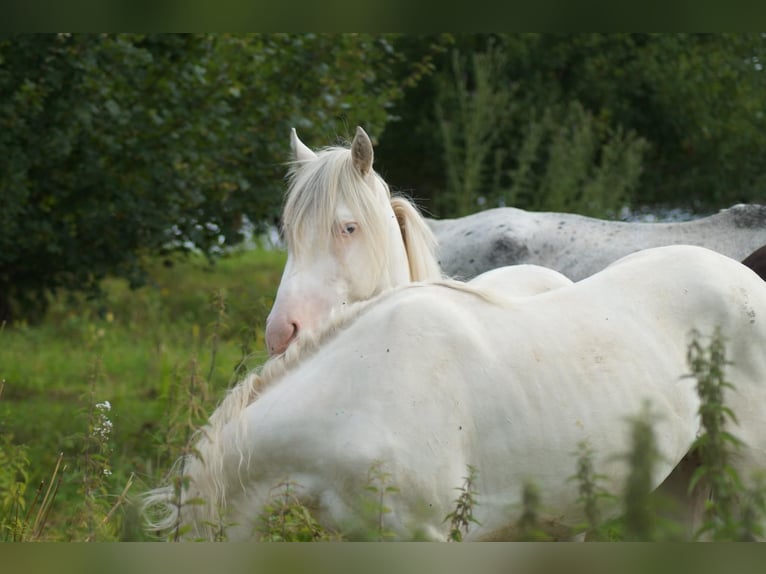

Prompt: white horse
[
  {"left": 143, "top": 244, "right": 766, "bottom": 541},
  {"left": 265, "top": 127, "right": 570, "bottom": 356},
  {"left": 430, "top": 204, "right": 766, "bottom": 281}
]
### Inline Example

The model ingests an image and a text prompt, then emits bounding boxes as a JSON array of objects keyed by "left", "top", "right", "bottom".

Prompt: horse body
[
  {"left": 147, "top": 245, "right": 766, "bottom": 541},
  {"left": 431, "top": 205, "right": 766, "bottom": 281},
  {"left": 144, "top": 128, "right": 766, "bottom": 540},
  {"left": 468, "top": 264, "right": 572, "bottom": 295}
]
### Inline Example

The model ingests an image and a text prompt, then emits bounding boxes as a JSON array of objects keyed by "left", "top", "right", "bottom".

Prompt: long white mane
[{"left": 283, "top": 144, "right": 441, "bottom": 283}]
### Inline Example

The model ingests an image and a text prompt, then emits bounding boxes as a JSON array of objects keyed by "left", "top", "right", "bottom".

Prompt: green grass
[{"left": 0, "top": 247, "right": 285, "bottom": 540}]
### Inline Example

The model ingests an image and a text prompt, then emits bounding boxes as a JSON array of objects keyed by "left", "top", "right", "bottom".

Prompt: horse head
[{"left": 265, "top": 127, "right": 440, "bottom": 356}]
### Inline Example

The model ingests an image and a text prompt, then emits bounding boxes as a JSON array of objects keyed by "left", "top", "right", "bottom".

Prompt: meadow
[
  {"left": 1, "top": 246, "right": 764, "bottom": 542},
  {"left": 0, "top": 247, "right": 285, "bottom": 541}
]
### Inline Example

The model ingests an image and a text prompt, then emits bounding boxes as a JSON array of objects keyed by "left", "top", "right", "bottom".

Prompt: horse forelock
[{"left": 283, "top": 147, "right": 391, "bottom": 271}]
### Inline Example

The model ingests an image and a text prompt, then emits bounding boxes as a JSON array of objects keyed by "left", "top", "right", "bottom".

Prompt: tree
[
  {"left": 376, "top": 33, "right": 766, "bottom": 217},
  {"left": 500, "top": 33, "right": 766, "bottom": 208},
  {"left": 0, "top": 33, "right": 439, "bottom": 321}
]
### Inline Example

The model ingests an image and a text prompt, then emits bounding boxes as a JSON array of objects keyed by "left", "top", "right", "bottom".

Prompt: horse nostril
[
  {"left": 267, "top": 319, "right": 301, "bottom": 356},
  {"left": 287, "top": 321, "right": 300, "bottom": 343}
]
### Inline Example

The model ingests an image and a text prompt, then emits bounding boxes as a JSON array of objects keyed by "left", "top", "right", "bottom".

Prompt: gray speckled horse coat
[{"left": 429, "top": 204, "right": 766, "bottom": 280}]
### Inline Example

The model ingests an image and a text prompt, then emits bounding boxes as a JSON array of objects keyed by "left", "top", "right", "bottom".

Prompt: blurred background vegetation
[{"left": 2, "top": 33, "right": 766, "bottom": 321}]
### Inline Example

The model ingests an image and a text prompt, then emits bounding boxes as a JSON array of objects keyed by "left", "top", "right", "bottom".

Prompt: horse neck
[{"left": 390, "top": 196, "right": 442, "bottom": 282}]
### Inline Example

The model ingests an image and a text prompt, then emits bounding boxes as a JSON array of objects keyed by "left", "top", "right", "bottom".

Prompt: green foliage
[
  {"left": 377, "top": 33, "right": 766, "bottom": 217},
  {"left": 686, "top": 328, "right": 747, "bottom": 540},
  {"left": 444, "top": 464, "right": 480, "bottom": 541},
  {"left": 515, "top": 481, "right": 551, "bottom": 541},
  {"left": 435, "top": 41, "right": 513, "bottom": 216},
  {"left": 433, "top": 40, "right": 648, "bottom": 218},
  {"left": 1, "top": 452, "right": 65, "bottom": 542},
  {"left": 0, "top": 431, "right": 31, "bottom": 541},
  {"left": 257, "top": 480, "right": 337, "bottom": 542},
  {"left": 619, "top": 401, "right": 664, "bottom": 541},
  {"left": 622, "top": 34, "right": 766, "bottom": 206},
  {"left": 1, "top": 367, "right": 135, "bottom": 542},
  {"left": 362, "top": 460, "right": 400, "bottom": 541},
  {"left": 0, "top": 247, "right": 280, "bottom": 540},
  {"left": 5, "top": 32, "right": 766, "bottom": 320},
  {"left": 506, "top": 101, "right": 648, "bottom": 216},
  {"left": 0, "top": 33, "right": 436, "bottom": 321},
  {"left": 569, "top": 441, "right": 614, "bottom": 540},
  {"left": 738, "top": 474, "right": 766, "bottom": 541},
  {"left": 65, "top": 359, "right": 118, "bottom": 541}
]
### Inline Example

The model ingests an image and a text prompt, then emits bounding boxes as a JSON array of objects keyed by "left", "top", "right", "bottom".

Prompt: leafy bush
[{"left": 433, "top": 43, "right": 648, "bottom": 218}]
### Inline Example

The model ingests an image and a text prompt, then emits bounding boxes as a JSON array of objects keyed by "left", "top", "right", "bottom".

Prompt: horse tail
[
  {"left": 140, "top": 371, "right": 265, "bottom": 540},
  {"left": 390, "top": 196, "right": 443, "bottom": 282},
  {"left": 140, "top": 475, "right": 183, "bottom": 537}
]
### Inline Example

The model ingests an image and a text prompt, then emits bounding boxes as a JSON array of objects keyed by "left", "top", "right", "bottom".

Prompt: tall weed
[
  {"left": 256, "top": 480, "right": 337, "bottom": 542},
  {"left": 0, "top": 431, "right": 31, "bottom": 541},
  {"left": 435, "top": 41, "right": 513, "bottom": 216},
  {"left": 508, "top": 102, "right": 648, "bottom": 216},
  {"left": 445, "top": 464, "right": 480, "bottom": 541},
  {"left": 515, "top": 481, "right": 551, "bottom": 541},
  {"left": 434, "top": 45, "right": 648, "bottom": 218},
  {"left": 686, "top": 327, "right": 754, "bottom": 540},
  {"left": 618, "top": 401, "right": 666, "bottom": 541},
  {"left": 569, "top": 441, "right": 613, "bottom": 540},
  {"left": 362, "top": 460, "right": 400, "bottom": 541}
]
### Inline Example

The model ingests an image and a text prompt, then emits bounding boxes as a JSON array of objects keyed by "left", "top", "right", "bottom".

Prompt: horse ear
[
  {"left": 351, "top": 126, "right": 373, "bottom": 176},
  {"left": 290, "top": 128, "right": 317, "bottom": 162}
]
